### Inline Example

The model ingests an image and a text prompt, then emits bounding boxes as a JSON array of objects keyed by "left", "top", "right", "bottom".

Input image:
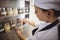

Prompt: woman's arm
[
  {"left": 16, "top": 29, "right": 26, "bottom": 40},
  {"left": 21, "top": 19, "right": 35, "bottom": 27},
  {"left": 16, "top": 19, "right": 36, "bottom": 40}
]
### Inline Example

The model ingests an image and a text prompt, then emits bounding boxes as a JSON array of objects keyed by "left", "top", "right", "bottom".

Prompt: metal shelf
[
  {"left": 0, "top": 13, "right": 29, "bottom": 23},
  {"left": 0, "top": 16, "right": 17, "bottom": 23}
]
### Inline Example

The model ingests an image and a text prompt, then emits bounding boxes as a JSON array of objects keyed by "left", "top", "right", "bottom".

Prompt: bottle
[
  {"left": 25, "top": 7, "right": 28, "bottom": 13},
  {"left": 1, "top": 8, "right": 7, "bottom": 16},
  {"left": 7, "top": 8, "right": 10, "bottom": 16},
  {"left": 7, "top": 8, "right": 13, "bottom": 16},
  {"left": 15, "top": 19, "right": 21, "bottom": 29},
  {"left": 4, "top": 23, "right": 11, "bottom": 33},
  {"left": 0, "top": 8, "right": 2, "bottom": 17},
  {"left": 13, "top": 8, "right": 18, "bottom": 16}
]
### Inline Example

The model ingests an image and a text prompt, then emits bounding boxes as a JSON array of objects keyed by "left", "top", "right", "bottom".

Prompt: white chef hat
[{"left": 34, "top": 0, "right": 60, "bottom": 10}]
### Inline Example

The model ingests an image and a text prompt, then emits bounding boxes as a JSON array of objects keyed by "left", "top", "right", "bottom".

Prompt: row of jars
[
  {"left": 0, "top": 18, "right": 23, "bottom": 33},
  {"left": 0, "top": 8, "right": 18, "bottom": 17},
  {"left": 0, "top": 7, "right": 29, "bottom": 17}
]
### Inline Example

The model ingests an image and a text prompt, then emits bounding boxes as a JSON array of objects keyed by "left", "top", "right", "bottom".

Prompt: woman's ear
[{"left": 47, "top": 9, "right": 54, "bottom": 17}]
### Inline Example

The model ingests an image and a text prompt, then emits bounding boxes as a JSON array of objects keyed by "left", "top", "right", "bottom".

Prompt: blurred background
[{"left": 0, "top": 0, "right": 41, "bottom": 40}]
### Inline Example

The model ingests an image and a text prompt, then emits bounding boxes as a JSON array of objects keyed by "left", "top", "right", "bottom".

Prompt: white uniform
[
  {"left": 26, "top": 0, "right": 60, "bottom": 40},
  {"left": 26, "top": 21, "right": 60, "bottom": 40}
]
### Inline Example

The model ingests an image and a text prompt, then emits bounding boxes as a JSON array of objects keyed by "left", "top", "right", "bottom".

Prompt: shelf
[
  {"left": 0, "top": 13, "right": 29, "bottom": 23},
  {"left": 0, "top": 16, "right": 17, "bottom": 23}
]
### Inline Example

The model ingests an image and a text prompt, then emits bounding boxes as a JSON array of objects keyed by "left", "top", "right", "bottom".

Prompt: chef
[{"left": 16, "top": 0, "right": 60, "bottom": 40}]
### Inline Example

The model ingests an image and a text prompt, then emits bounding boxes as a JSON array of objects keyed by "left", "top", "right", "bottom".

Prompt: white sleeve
[
  {"left": 26, "top": 36, "right": 37, "bottom": 40},
  {"left": 26, "top": 32, "right": 42, "bottom": 40},
  {"left": 23, "top": 23, "right": 33, "bottom": 27},
  {"left": 26, "top": 30, "right": 49, "bottom": 40}
]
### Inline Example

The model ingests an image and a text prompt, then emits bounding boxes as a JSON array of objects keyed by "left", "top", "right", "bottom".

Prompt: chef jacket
[{"left": 26, "top": 19, "right": 60, "bottom": 40}]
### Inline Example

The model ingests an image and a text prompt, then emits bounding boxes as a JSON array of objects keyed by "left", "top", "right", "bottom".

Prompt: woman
[{"left": 16, "top": 0, "right": 60, "bottom": 40}]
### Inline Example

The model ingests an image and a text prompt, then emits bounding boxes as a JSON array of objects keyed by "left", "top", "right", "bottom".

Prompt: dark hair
[
  {"left": 52, "top": 9, "right": 60, "bottom": 17},
  {"left": 41, "top": 8, "right": 60, "bottom": 17}
]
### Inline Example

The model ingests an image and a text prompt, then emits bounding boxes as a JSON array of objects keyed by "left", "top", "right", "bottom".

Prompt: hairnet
[{"left": 34, "top": 0, "right": 60, "bottom": 10}]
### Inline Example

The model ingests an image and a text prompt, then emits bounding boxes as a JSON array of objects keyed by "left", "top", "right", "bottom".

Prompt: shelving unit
[{"left": 0, "top": 0, "right": 30, "bottom": 33}]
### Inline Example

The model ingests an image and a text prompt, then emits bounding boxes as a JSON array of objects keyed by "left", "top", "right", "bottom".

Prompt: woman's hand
[
  {"left": 16, "top": 29, "right": 22, "bottom": 35},
  {"left": 16, "top": 28, "right": 26, "bottom": 40},
  {"left": 20, "top": 19, "right": 28, "bottom": 23},
  {"left": 20, "top": 19, "right": 35, "bottom": 27},
  {"left": 16, "top": 27, "right": 23, "bottom": 34}
]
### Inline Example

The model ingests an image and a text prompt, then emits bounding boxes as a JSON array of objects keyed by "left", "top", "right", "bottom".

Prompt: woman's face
[{"left": 35, "top": 6, "right": 49, "bottom": 22}]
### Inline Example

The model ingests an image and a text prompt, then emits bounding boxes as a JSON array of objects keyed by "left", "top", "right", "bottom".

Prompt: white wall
[{"left": 29, "top": 0, "right": 40, "bottom": 25}]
